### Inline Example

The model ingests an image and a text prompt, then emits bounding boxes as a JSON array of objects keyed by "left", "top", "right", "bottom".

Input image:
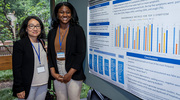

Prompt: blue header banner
[
  {"left": 113, "top": 0, "right": 130, "bottom": 4},
  {"left": 89, "top": 2, "right": 109, "bottom": 9},
  {"left": 89, "top": 22, "right": 110, "bottom": 26},
  {"left": 127, "top": 52, "right": 180, "bottom": 65}
]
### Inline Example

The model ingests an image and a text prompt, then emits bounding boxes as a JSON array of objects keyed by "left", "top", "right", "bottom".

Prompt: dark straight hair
[
  {"left": 19, "top": 16, "right": 46, "bottom": 39},
  {"left": 51, "top": 2, "right": 79, "bottom": 28}
]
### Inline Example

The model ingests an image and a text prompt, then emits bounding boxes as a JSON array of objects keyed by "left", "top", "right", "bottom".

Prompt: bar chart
[{"left": 114, "top": 24, "right": 180, "bottom": 55}]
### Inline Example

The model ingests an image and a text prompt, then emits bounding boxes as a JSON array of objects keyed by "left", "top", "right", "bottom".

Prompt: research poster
[{"left": 87, "top": 0, "right": 180, "bottom": 99}]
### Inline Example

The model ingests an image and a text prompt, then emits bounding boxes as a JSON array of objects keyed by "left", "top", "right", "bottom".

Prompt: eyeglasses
[{"left": 28, "top": 24, "right": 41, "bottom": 30}]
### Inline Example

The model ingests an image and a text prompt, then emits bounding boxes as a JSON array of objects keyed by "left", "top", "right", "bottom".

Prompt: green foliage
[
  {"left": 0, "top": 88, "right": 17, "bottom": 100},
  {"left": 81, "top": 83, "right": 91, "bottom": 98},
  {"left": 0, "top": 0, "right": 14, "bottom": 43},
  {"left": 0, "top": 0, "right": 51, "bottom": 41},
  {"left": 0, "top": 70, "right": 13, "bottom": 82}
]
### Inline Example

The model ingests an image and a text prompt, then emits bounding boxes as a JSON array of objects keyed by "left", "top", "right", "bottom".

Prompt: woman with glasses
[
  {"left": 12, "top": 16, "right": 49, "bottom": 100},
  {"left": 47, "top": 2, "right": 86, "bottom": 100}
]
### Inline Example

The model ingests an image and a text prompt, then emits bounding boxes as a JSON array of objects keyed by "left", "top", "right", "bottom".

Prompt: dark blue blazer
[{"left": 47, "top": 24, "right": 86, "bottom": 81}]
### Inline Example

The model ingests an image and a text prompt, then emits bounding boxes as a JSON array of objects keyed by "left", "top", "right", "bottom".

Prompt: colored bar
[
  {"left": 143, "top": 26, "right": 145, "bottom": 51},
  {"left": 147, "top": 26, "right": 149, "bottom": 51},
  {"left": 179, "top": 30, "right": 180, "bottom": 55},
  {"left": 119, "top": 26, "right": 121, "bottom": 47},
  {"left": 139, "top": 30, "right": 140, "bottom": 50},
  {"left": 118, "top": 26, "right": 120, "bottom": 47},
  {"left": 134, "top": 40, "right": 135, "bottom": 49},
  {"left": 127, "top": 26, "right": 128, "bottom": 48},
  {"left": 176, "top": 44, "right": 178, "bottom": 55},
  {"left": 151, "top": 24, "right": 153, "bottom": 51},
  {"left": 163, "top": 33, "right": 165, "bottom": 53},
  {"left": 173, "top": 27, "right": 175, "bottom": 54},
  {"left": 132, "top": 28, "right": 134, "bottom": 49},
  {"left": 157, "top": 27, "right": 159, "bottom": 52},
  {"left": 137, "top": 27, "right": 139, "bottom": 50},
  {"left": 161, "top": 28, "right": 163, "bottom": 53},
  {"left": 166, "top": 30, "right": 168, "bottom": 53},
  {"left": 145, "top": 27, "right": 147, "bottom": 51},
  {"left": 149, "top": 25, "right": 151, "bottom": 51},
  {"left": 123, "top": 28, "right": 124, "bottom": 48},
  {"left": 115, "top": 28, "right": 116, "bottom": 47},
  {"left": 116, "top": 28, "right": 117, "bottom": 47},
  {"left": 124, "top": 34, "right": 126, "bottom": 48},
  {"left": 159, "top": 43, "right": 160, "bottom": 52},
  {"left": 128, "top": 27, "right": 130, "bottom": 48}
]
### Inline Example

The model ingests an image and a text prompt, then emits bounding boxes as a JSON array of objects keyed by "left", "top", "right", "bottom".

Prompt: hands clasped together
[
  {"left": 17, "top": 91, "right": 25, "bottom": 99},
  {"left": 53, "top": 73, "right": 72, "bottom": 83}
]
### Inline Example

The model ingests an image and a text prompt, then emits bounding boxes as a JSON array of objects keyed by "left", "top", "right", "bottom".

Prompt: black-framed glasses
[{"left": 28, "top": 24, "right": 41, "bottom": 29}]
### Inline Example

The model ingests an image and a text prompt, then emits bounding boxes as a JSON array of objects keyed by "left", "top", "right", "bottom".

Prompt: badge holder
[
  {"left": 37, "top": 64, "right": 45, "bottom": 74},
  {"left": 57, "top": 49, "right": 65, "bottom": 59}
]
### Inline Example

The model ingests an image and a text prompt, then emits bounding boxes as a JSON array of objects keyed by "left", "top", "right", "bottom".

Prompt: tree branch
[{"left": 2, "top": 0, "right": 14, "bottom": 35}]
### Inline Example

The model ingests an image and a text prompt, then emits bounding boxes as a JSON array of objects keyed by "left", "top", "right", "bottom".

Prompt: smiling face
[
  {"left": 26, "top": 19, "right": 41, "bottom": 39},
  {"left": 57, "top": 5, "right": 72, "bottom": 25}
]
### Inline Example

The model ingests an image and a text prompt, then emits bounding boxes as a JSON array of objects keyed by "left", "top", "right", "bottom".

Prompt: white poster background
[{"left": 88, "top": 0, "right": 180, "bottom": 99}]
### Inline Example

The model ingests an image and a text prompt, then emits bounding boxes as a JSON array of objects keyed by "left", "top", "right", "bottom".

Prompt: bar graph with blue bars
[{"left": 114, "top": 25, "right": 130, "bottom": 48}]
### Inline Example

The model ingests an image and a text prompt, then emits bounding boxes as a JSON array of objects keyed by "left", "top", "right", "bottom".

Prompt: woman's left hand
[
  {"left": 63, "top": 68, "right": 77, "bottom": 83},
  {"left": 63, "top": 73, "right": 72, "bottom": 83}
]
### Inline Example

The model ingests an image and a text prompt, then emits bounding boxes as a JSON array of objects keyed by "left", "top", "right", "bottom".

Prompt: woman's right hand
[
  {"left": 50, "top": 67, "right": 64, "bottom": 82},
  {"left": 17, "top": 91, "right": 25, "bottom": 99},
  {"left": 52, "top": 73, "right": 64, "bottom": 82}
]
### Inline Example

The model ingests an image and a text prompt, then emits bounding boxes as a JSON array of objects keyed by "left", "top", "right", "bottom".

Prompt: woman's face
[
  {"left": 57, "top": 5, "right": 72, "bottom": 24},
  {"left": 26, "top": 19, "right": 41, "bottom": 38}
]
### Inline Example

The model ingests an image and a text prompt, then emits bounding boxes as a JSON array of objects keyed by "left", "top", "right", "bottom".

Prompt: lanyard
[
  {"left": 31, "top": 41, "right": 41, "bottom": 65},
  {"left": 59, "top": 25, "right": 69, "bottom": 49}
]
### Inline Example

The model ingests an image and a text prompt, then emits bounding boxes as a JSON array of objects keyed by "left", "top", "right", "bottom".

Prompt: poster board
[{"left": 70, "top": 0, "right": 180, "bottom": 100}]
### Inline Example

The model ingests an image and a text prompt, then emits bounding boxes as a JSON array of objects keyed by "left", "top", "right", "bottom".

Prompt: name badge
[
  {"left": 37, "top": 65, "right": 45, "bottom": 74},
  {"left": 57, "top": 52, "right": 65, "bottom": 58}
]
